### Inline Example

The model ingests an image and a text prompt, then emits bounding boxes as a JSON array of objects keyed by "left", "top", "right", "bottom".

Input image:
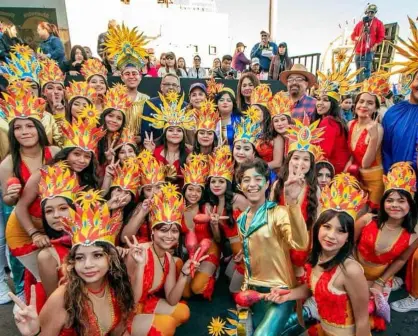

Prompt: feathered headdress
[
  {"left": 320, "top": 173, "right": 368, "bottom": 220},
  {"left": 286, "top": 112, "right": 324, "bottom": 154},
  {"left": 234, "top": 115, "right": 262, "bottom": 145},
  {"left": 313, "top": 146, "right": 335, "bottom": 175},
  {"left": 61, "top": 190, "right": 122, "bottom": 246},
  {"left": 360, "top": 71, "right": 391, "bottom": 100},
  {"left": 117, "top": 127, "right": 137, "bottom": 148},
  {"left": 250, "top": 84, "right": 272, "bottom": 107},
  {"left": 0, "top": 44, "right": 40, "bottom": 84},
  {"left": 316, "top": 51, "right": 363, "bottom": 102},
  {"left": 6, "top": 80, "right": 34, "bottom": 100},
  {"left": 384, "top": 17, "right": 418, "bottom": 77},
  {"left": 383, "top": 162, "right": 416, "bottom": 197},
  {"left": 103, "top": 23, "right": 149, "bottom": 71},
  {"left": 206, "top": 77, "right": 224, "bottom": 99},
  {"left": 149, "top": 183, "right": 185, "bottom": 229},
  {"left": 110, "top": 157, "right": 141, "bottom": 195},
  {"left": 39, "top": 59, "right": 65, "bottom": 88},
  {"left": 39, "top": 162, "right": 83, "bottom": 202},
  {"left": 208, "top": 146, "right": 234, "bottom": 182},
  {"left": 142, "top": 92, "right": 195, "bottom": 131},
  {"left": 182, "top": 154, "right": 209, "bottom": 187},
  {"left": 0, "top": 90, "right": 46, "bottom": 123},
  {"left": 103, "top": 84, "right": 133, "bottom": 115},
  {"left": 137, "top": 149, "right": 167, "bottom": 187},
  {"left": 81, "top": 58, "right": 108, "bottom": 81},
  {"left": 66, "top": 81, "right": 97, "bottom": 104},
  {"left": 267, "top": 91, "right": 293, "bottom": 118},
  {"left": 76, "top": 104, "right": 101, "bottom": 124},
  {"left": 61, "top": 117, "right": 106, "bottom": 152},
  {"left": 194, "top": 99, "right": 219, "bottom": 131}
]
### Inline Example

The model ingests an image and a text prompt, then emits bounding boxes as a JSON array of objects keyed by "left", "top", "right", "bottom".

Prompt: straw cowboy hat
[{"left": 279, "top": 64, "right": 317, "bottom": 88}]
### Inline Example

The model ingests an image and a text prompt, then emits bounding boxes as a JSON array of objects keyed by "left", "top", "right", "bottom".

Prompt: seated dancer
[
  {"left": 206, "top": 146, "right": 248, "bottom": 296},
  {"left": 127, "top": 183, "right": 207, "bottom": 336},
  {"left": 181, "top": 155, "right": 220, "bottom": 300},
  {"left": 10, "top": 189, "right": 135, "bottom": 335},
  {"left": 355, "top": 162, "right": 417, "bottom": 327},
  {"left": 234, "top": 158, "right": 309, "bottom": 336},
  {"left": 36, "top": 163, "right": 82, "bottom": 312},
  {"left": 270, "top": 174, "right": 370, "bottom": 336}
]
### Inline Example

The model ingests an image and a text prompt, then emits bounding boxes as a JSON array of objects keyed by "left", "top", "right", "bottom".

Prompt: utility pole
[{"left": 269, "top": 0, "right": 279, "bottom": 41}]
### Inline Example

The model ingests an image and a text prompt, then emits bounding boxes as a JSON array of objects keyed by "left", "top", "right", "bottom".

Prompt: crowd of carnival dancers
[{"left": 0, "top": 14, "right": 417, "bottom": 336}]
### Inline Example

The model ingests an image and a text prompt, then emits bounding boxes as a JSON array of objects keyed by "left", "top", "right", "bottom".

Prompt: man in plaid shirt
[{"left": 279, "top": 64, "right": 317, "bottom": 121}]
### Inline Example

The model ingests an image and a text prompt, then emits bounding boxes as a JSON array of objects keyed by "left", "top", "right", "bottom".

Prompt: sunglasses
[{"left": 166, "top": 56, "right": 174, "bottom": 60}]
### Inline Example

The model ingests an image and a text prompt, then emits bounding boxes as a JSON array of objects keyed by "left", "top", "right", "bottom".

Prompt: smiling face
[
  {"left": 142, "top": 183, "right": 163, "bottom": 200},
  {"left": 289, "top": 151, "right": 311, "bottom": 175},
  {"left": 209, "top": 177, "right": 227, "bottom": 197},
  {"left": 241, "top": 77, "right": 255, "bottom": 98},
  {"left": 287, "top": 74, "right": 308, "bottom": 99},
  {"left": 43, "top": 197, "right": 71, "bottom": 231},
  {"left": 315, "top": 94, "right": 332, "bottom": 116},
  {"left": 190, "top": 89, "right": 206, "bottom": 109},
  {"left": 272, "top": 114, "right": 290, "bottom": 134},
  {"left": 71, "top": 97, "right": 89, "bottom": 119},
  {"left": 67, "top": 148, "right": 92, "bottom": 172},
  {"left": 121, "top": 68, "right": 141, "bottom": 90},
  {"left": 318, "top": 215, "right": 348, "bottom": 254},
  {"left": 105, "top": 110, "right": 124, "bottom": 132},
  {"left": 153, "top": 224, "right": 180, "bottom": 251},
  {"left": 118, "top": 144, "right": 136, "bottom": 162},
  {"left": 43, "top": 83, "right": 64, "bottom": 104},
  {"left": 384, "top": 191, "right": 410, "bottom": 221},
  {"left": 165, "top": 126, "right": 184, "bottom": 145},
  {"left": 197, "top": 129, "right": 215, "bottom": 147},
  {"left": 88, "top": 75, "right": 107, "bottom": 95},
  {"left": 233, "top": 140, "right": 256, "bottom": 164},
  {"left": 13, "top": 119, "right": 39, "bottom": 147},
  {"left": 160, "top": 75, "right": 180, "bottom": 95},
  {"left": 184, "top": 184, "right": 203, "bottom": 205},
  {"left": 355, "top": 92, "right": 377, "bottom": 119},
  {"left": 218, "top": 93, "right": 233, "bottom": 115},
  {"left": 110, "top": 187, "right": 132, "bottom": 204},
  {"left": 240, "top": 167, "right": 269, "bottom": 204},
  {"left": 74, "top": 245, "right": 109, "bottom": 284}
]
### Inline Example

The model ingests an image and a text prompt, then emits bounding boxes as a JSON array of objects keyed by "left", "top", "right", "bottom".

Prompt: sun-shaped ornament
[
  {"left": 76, "top": 190, "right": 105, "bottom": 210},
  {"left": 208, "top": 316, "right": 226, "bottom": 336},
  {"left": 78, "top": 104, "right": 101, "bottom": 124}
]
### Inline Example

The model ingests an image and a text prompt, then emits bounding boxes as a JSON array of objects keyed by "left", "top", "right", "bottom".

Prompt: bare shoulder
[
  {"left": 233, "top": 193, "right": 249, "bottom": 210},
  {"left": 341, "top": 258, "right": 364, "bottom": 279},
  {"left": 0, "top": 154, "right": 13, "bottom": 171},
  {"left": 44, "top": 285, "right": 66, "bottom": 308}
]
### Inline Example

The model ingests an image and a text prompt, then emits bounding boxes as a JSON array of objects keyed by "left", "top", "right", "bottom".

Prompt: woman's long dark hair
[
  {"left": 64, "top": 242, "right": 134, "bottom": 336},
  {"left": 354, "top": 92, "right": 381, "bottom": 120},
  {"left": 114, "top": 143, "right": 139, "bottom": 159},
  {"left": 70, "top": 45, "right": 88, "bottom": 63},
  {"left": 97, "top": 109, "right": 126, "bottom": 165},
  {"left": 65, "top": 97, "right": 93, "bottom": 123},
  {"left": 51, "top": 148, "right": 99, "bottom": 189},
  {"left": 309, "top": 210, "right": 355, "bottom": 270},
  {"left": 8, "top": 118, "right": 49, "bottom": 186},
  {"left": 378, "top": 190, "right": 417, "bottom": 234},
  {"left": 41, "top": 197, "right": 75, "bottom": 239},
  {"left": 153, "top": 223, "right": 185, "bottom": 259},
  {"left": 157, "top": 128, "right": 188, "bottom": 169},
  {"left": 272, "top": 151, "right": 318, "bottom": 230},
  {"left": 215, "top": 90, "right": 243, "bottom": 118},
  {"left": 315, "top": 161, "right": 335, "bottom": 180},
  {"left": 182, "top": 184, "right": 206, "bottom": 207},
  {"left": 205, "top": 177, "right": 235, "bottom": 228},
  {"left": 270, "top": 114, "right": 294, "bottom": 139},
  {"left": 312, "top": 96, "right": 347, "bottom": 136},
  {"left": 236, "top": 73, "right": 260, "bottom": 111},
  {"left": 192, "top": 131, "right": 218, "bottom": 155},
  {"left": 256, "top": 104, "right": 273, "bottom": 142}
]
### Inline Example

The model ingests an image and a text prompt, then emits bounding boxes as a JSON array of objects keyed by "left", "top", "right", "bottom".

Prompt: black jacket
[{"left": 0, "top": 35, "right": 24, "bottom": 62}]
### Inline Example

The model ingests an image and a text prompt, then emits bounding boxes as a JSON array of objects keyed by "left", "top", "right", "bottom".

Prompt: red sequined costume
[
  {"left": 154, "top": 145, "right": 189, "bottom": 189},
  {"left": 256, "top": 140, "right": 274, "bottom": 163}
]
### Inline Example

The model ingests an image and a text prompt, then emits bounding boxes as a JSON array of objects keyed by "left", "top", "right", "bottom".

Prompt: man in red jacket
[{"left": 351, "top": 4, "right": 385, "bottom": 82}]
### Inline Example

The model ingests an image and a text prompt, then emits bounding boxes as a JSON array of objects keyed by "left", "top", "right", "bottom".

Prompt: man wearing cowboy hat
[
  {"left": 351, "top": 4, "right": 385, "bottom": 82},
  {"left": 279, "top": 64, "right": 317, "bottom": 120}
]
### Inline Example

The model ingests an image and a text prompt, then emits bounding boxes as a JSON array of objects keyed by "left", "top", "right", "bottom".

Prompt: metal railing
[{"left": 290, "top": 53, "right": 321, "bottom": 74}]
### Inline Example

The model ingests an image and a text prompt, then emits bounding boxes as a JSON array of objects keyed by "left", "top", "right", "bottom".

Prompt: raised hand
[
  {"left": 208, "top": 206, "right": 229, "bottom": 228},
  {"left": 125, "top": 235, "right": 146, "bottom": 265},
  {"left": 140, "top": 199, "right": 152, "bottom": 215},
  {"left": 107, "top": 192, "right": 130, "bottom": 210},
  {"left": 182, "top": 247, "right": 209, "bottom": 278},
  {"left": 143, "top": 131, "right": 156, "bottom": 153},
  {"left": 116, "top": 246, "right": 130, "bottom": 259},
  {"left": 9, "top": 285, "right": 40, "bottom": 336},
  {"left": 105, "top": 157, "right": 120, "bottom": 178},
  {"left": 284, "top": 164, "right": 305, "bottom": 203},
  {"left": 366, "top": 120, "right": 379, "bottom": 139},
  {"left": 104, "top": 137, "right": 118, "bottom": 162}
]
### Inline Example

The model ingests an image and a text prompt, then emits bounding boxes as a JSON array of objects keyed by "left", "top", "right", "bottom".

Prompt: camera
[
  {"left": 228, "top": 71, "right": 234, "bottom": 77},
  {"left": 362, "top": 16, "right": 372, "bottom": 23}
]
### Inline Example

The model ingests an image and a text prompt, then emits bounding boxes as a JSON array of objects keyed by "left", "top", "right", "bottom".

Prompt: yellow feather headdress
[
  {"left": 61, "top": 190, "right": 122, "bottom": 246},
  {"left": 39, "top": 59, "right": 65, "bottom": 88},
  {"left": 103, "top": 23, "right": 149, "bottom": 71},
  {"left": 142, "top": 92, "right": 195, "bottom": 131},
  {"left": 0, "top": 44, "right": 40, "bottom": 84},
  {"left": 194, "top": 98, "right": 219, "bottom": 131},
  {"left": 103, "top": 84, "right": 133, "bottom": 115},
  {"left": 209, "top": 146, "right": 234, "bottom": 182},
  {"left": 65, "top": 81, "right": 97, "bottom": 104},
  {"left": 320, "top": 173, "right": 368, "bottom": 220},
  {"left": 360, "top": 71, "right": 391, "bottom": 100},
  {"left": 0, "top": 90, "right": 46, "bottom": 123},
  {"left": 206, "top": 77, "right": 225, "bottom": 99},
  {"left": 76, "top": 104, "right": 101, "bottom": 124},
  {"left": 39, "top": 162, "right": 83, "bottom": 202},
  {"left": 267, "top": 91, "right": 293, "bottom": 118},
  {"left": 250, "top": 84, "right": 272, "bottom": 107},
  {"left": 81, "top": 58, "right": 108, "bottom": 81},
  {"left": 182, "top": 154, "right": 209, "bottom": 187},
  {"left": 117, "top": 127, "right": 137, "bottom": 148},
  {"left": 286, "top": 112, "right": 324, "bottom": 154},
  {"left": 149, "top": 183, "right": 185, "bottom": 229},
  {"left": 383, "top": 162, "right": 416, "bottom": 197},
  {"left": 6, "top": 80, "right": 34, "bottom": 100},
  {"left": 61, "top": 117, "right": 106, "bottom": 152},
  {"left": 110, "top": 157, "right": 141, "bottom": 195},
  {"left": 234, "top": 115, "right": 262, "bottom": 145},
  {"left": 316, "top": 51, "right": 363, "bottom": 102},
  {"left": 137, "top": 149, "right": 167, "bottom": 187},
  {"left": 384, "top": 16, "right": 418, "bottom": 77}
]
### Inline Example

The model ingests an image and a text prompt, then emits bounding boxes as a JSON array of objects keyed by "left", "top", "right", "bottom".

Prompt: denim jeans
[{"left": 355, "top": 52, "right": 374, "bottom": 82}]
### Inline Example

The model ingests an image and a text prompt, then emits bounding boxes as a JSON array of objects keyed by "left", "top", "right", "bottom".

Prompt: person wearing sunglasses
[{"left": 188, "top": 55, "right": 207, "bottom": 79}]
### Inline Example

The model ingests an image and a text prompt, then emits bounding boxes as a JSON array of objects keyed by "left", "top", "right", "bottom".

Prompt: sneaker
[
  {"left": 390, "top": 295, "right": 418, "bottom": 313},
  {"left": 13, "top": 291, "right": 25, "bottom": 313},
  {"left": 391, "top": 276, "right": 403, "bottom": 291},
  {"left": 0, "top": 281, "right": 12, "bottom": 304},
  {"left": 303, "top": 297, "right": 319, "bottom": 320}
]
